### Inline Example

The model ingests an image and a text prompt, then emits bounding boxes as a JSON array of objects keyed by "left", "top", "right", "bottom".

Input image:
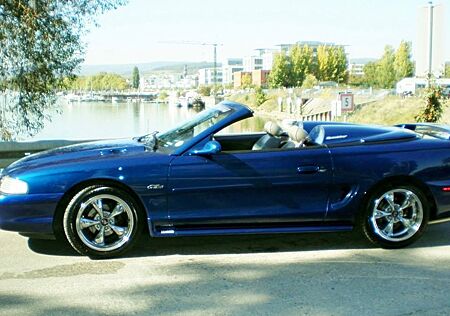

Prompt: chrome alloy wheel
[
  {"left": 75, "top": 194, "right": 134, "bottom": 252},
  {"left": 370, "top": 189, "right": 423, "bottom": 242}
]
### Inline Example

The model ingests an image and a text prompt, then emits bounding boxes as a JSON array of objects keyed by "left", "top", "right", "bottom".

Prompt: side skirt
[{"left": 150, "top": 222, "right": 353, "bottom": 237}]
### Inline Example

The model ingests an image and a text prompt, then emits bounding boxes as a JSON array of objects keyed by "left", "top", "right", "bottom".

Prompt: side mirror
[{"left": 190, "top": 140, "right": 221, "bottom": 156}]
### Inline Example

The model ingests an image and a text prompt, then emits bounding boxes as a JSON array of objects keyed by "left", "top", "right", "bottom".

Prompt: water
[{"left": 28, "top": 101, "right": 267, "bottom": 141}]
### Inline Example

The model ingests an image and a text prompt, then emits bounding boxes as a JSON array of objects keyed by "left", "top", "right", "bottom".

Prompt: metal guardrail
[{"left": 0, "top": 140, "right": 92, "bottom": 168}]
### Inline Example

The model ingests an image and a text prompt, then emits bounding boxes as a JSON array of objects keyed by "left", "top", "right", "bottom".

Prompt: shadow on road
[{"left": 26, "top": 221, "right": 450, "bottom": 258}]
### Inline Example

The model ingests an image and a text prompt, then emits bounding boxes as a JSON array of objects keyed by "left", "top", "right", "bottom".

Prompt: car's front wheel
[
  {"left": 361, "top": 185, "right": 429, "bottom": 248},
  {"left": 63, "top": 186, "right": 143, "bottom": 258}
]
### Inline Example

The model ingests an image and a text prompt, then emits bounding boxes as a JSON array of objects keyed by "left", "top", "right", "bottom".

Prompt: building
[
  {"left": 276, "top": 41, "right": 342, "bottom": 56},
  {"left": 238, "top": 41, "right": 348, "bottom": 74},
  {"left": 252, "top": 70, "right": 270, "bottom": 87},
  {"left": 347, "top": 58, "right": 375, "bottom": 77},
  {"left": 243, "top": 55, "right": 263, "bottom": 72},
  {"left": 276, "top": 44, "right": 293, "bottom": 52},
  {"left": 140, "top": 74, "right": 197, "bottom": 90},
  {"left": 222, "top": 58, "right": 243, "bottom": 85},
  {"left": 262, "top": 51, "right": 275, "bottom": 70},
  {"left": 348, "top": 63, "right": 365, "bottom": 76},
  {"left": 347, "top": 59, "right": 374, "bottom": 77},
  {"left": 296, "top": 41, "right": 339, "bottom": 56},
  {"left": 198, "top": 68, "right": 223, "bottom": 86},
  {"left": 396, "top": 77, "right": 450, "bottom": 95},
  {"left": 254, "top": 48, "right": 278, "bottom": 70},
  {"left": 233, "top": 71, "right": 252, "bottom": 88},
  {"left": 416, "top": 3, "right": 446, "bottom": 77}
]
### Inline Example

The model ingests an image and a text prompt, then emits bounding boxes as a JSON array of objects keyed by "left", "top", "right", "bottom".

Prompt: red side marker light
[{"left": 442, "top": 187, "right": 450, "bottom": 192}]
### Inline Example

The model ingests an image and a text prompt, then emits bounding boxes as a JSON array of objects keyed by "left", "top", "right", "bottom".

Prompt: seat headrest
[
  {"left": 264, "top": 121, "right": 283, "bottom": 137},
  {"left": 308, "top": 125, "right": 325, "bottom": 145},
  {"left": 281, "top": 119, "right": 303, "bottom": 130},
  {"left": 287, "top": 126, "right": 308, "bottom": 143}
]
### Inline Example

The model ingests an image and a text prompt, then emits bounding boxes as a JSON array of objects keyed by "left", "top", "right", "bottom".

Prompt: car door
[{"left": 167, "top": 146, "right": 333, "bottom": 227}]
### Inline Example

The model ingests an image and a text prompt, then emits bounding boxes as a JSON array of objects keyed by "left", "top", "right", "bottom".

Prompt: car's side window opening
[{"left": 213, "top": 120, "right": 310, "bottom": 153}]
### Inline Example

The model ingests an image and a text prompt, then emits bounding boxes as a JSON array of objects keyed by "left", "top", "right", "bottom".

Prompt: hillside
[
  {"left": 228, "top": 91, "right": 450, "bottom": 125},
  {"left": 347, "top": 96, "right": 450, "bottom": 125},
  {"left": 80, "top": 61, "right": 218, "bottom": 76}
]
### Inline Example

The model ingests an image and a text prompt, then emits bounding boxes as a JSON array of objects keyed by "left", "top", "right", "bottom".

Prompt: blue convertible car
[{"left": 1, "top": 101, "right": 450, "bottom": 257}]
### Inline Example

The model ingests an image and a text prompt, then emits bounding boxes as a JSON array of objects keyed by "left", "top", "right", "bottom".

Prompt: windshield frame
[
  {"left": 152, "top": 102, "right": 253, "bottom": 155},
  {"left": 397, "top": 123, "right": 450, "bottom": 140}
]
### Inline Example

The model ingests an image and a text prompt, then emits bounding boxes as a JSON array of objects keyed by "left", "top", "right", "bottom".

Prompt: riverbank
[{"left": 226, "top": 89, "right": 450, "bottom": 125}]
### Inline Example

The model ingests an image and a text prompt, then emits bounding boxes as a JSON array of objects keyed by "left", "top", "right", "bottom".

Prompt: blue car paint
[
  {"left": 167, "top": 145, "right": 332, "bottom": 226},
  {"left": 1, "top": 139, "right": 172, "bottom": 233},
  {"left": 1, "top": 101, "right": 450, "bottom": 238}
]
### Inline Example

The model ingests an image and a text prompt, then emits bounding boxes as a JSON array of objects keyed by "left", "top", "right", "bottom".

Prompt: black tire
[
  {"left": 360, "top": 184, "right": 429, "bottom": 248},
  {"left": 63, "top": 185, "right": 143, "bottom": 258}
]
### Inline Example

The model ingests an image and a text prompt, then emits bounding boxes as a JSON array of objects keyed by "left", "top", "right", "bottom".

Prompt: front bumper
[{"left": 0, "top": 193, "right": 63, "bottom": 234}]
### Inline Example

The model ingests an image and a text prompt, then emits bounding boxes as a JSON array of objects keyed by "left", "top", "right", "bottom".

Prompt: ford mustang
[{"left": 1, "top": 101, "right": 450, "bottom": 258}]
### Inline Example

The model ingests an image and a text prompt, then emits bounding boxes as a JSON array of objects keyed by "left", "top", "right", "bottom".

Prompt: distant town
[{"left": 78, "top": 37, "right": 449, "bottom": 96}]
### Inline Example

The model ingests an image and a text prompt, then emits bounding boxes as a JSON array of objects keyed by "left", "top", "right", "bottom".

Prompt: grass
[
  {"left": 347, "top": 96, "right": 450, "bottom": 125},
  {"left": 346, "top": 96, "right": 423, "bottom": 125},
  {"left": 227, "top": 89, "right": 450, "bottom": 126}
]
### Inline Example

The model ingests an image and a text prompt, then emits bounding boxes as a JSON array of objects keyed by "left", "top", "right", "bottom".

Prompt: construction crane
[{"left": 158, "top": 41, "right": 223, "bottom": 91}]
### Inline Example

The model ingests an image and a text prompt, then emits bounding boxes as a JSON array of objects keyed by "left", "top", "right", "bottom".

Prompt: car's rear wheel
[
  {"left": 361, "top": 185, "right": 429, "bottom": 248},
  {"left": 63, "top": 186, "right": 143, "bottom": 258}
]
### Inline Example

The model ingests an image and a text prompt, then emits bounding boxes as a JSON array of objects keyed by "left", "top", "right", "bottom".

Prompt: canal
[{"left": 27, "top": 101, "right": 267, "bottom": 141}]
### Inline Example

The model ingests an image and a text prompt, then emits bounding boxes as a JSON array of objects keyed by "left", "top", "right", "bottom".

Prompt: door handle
[{"left": 297, "top": 166, "right": 324, "bottom": 174}]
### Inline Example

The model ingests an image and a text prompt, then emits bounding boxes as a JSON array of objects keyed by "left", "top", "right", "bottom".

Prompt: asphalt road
[{"left": 1, "top": 221, "right": 450, "bottom": 316}]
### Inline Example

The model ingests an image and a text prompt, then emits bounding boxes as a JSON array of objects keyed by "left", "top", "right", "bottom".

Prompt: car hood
[{"left": 4, "top": 138, "right": 149, "bottom": 175}]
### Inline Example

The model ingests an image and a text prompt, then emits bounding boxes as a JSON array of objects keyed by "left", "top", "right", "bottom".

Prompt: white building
[
  {"left": 140, "top": 73, "right": 197, "bottom": 90},
  {"left": 252, "top": 48, "right": 279, "bottom": 71},
  {"left": 222, "top": 58, "right": 243, "bottom": 85},
  {"left": 416, "top": 3, "right": 446, "bottom": 77},
  {"left": 198, "top": 68, "right": 223, "bottom": 86},
  {"left": 243, "top": 55, "right": 263, "bottom": 72},
  {"left": 348, "top": 63, "right": 365, "bottom": 76},
  {"left": 396, "top": 77, "right": 450, "bottom": 95}
]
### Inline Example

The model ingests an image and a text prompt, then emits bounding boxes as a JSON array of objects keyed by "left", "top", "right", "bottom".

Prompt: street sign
[{"left": 340, "top": 93, "right": 354, "bottom": 112}]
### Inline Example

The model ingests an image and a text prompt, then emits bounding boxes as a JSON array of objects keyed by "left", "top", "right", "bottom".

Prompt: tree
[
  {"left": 348, "top": 74, "right": 367, "bottom": 87},
  {"left": 316, "top": 46, "right": 348, "bottom": 83},
  {"left": 241, "top": 73, "right": 253, "bottom": 89},
  {"left": 362, "top": 62, "right": 380, "bottom": 87},
  {"left": 415, "top": 85, "right": 444, "bottom": 123},
  {"left": 158, "top": 91, "right": 168, "bottom": 100},
  {"left": 268, "top": 52, "right": 292, "bottom": 88},
  {"left": 302, "top": 74, "right": 318, "bottom": 89},
  {"left": 69, "top": 73, "right": 128, "bottom": 91},
  {"left": 394, "top": 41, "right": 414, "bottom": 80},
  {"left": 197, "top": 85, "right": 211, "bottom": 96},
  {"left": 445, "top": 63, "right": 450, "bottom": 78},
  {"left": 360, "top": 42, "right": 413, "bottom": 88},
  {"left": 132, "top": 66, "right": 140, "bottom": 89},
  {"left": 254, "top": 86, "right": 269, "bottom": 106},
  {"left": 377, "top": 46, "right": 397, "bottom": 89},
  {"left": 290, "top": 45, "right": 314, "bottom": 87},
  {"left": 0, "top": 0, "right": 127, "bottom": 140}
]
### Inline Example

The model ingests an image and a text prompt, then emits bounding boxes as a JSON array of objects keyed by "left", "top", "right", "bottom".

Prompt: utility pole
[
  {"left": 213, "top": 44, "right": 217, "bottom": 94},
  {"left": 158, "top": 41, "right": 223, "bottom": 95},
  {"left": 427, "top": 1, "right": 434, "bottom": 82}
]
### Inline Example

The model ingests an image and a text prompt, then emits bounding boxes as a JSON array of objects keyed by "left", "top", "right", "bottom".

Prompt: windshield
[
  {"left": 414, "top": 125, "right": 450, "bottom": 140},
  {"left": 153, "top": 104, "right": 235, "bottom": 152}
]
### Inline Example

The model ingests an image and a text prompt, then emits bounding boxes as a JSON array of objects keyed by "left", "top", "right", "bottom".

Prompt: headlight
[{"left": 0, "top": 176, "right": 29, "bottom": 194}]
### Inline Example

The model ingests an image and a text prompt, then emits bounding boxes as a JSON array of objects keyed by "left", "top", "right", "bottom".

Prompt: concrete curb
[{"left": 0, "top": 140, "right": 92, "bottom": 168}]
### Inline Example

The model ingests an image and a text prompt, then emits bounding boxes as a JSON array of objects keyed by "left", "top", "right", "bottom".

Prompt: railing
[{"left": 0, "top": 140, "right": 91, "bottom": 168}]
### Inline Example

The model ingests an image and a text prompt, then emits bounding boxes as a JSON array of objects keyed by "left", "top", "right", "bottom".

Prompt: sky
[{"left": 83, "top": 0, "right": 449, "bottom": 65}]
